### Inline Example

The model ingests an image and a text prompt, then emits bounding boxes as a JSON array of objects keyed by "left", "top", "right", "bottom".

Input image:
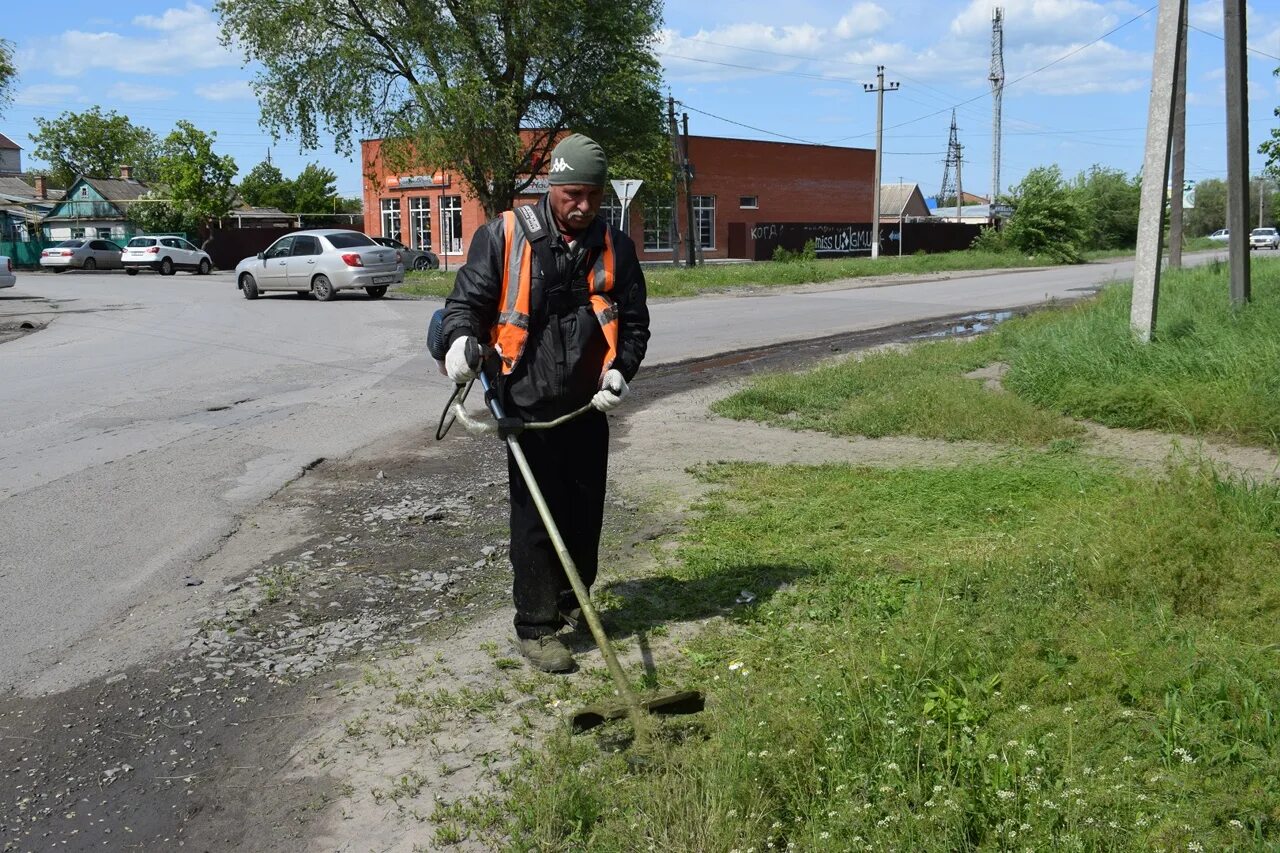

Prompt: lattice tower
[{"left": 989, "top": 7, "right": 1005, "bottom": 203}]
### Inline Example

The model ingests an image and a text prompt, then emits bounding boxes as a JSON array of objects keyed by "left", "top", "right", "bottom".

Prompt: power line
[
  {"left": 1187, "top": 23, "right": 1280, "bottom": 62},
  {"left": 826, "top": 5, "right": 1158, "bottom": 143},
  {"left": 677, "top": 102, "right": 822, "bottom": 145}
]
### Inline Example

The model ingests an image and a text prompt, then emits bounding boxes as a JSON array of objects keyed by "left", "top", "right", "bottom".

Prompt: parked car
[
  {"left": 122, "top": 235, "right": 212, "bottom": 275},
  {"left": 1208, "top": 228, "right": 1229, "bottom": 242},
  {"left": 1249, "top": 227, "right": 1279, "bottom": 250},
  {"left": 39, "top": 239, "right": 124, "bottom": 272},
  {"left": 234, "top": 229, "right": 403, "bottom": 301},
  {"left": 373, "top": 236, "right": 439, "bottom": 271},
  {"left": 0, "top": 255, "right": 14, "bottom": 289}
]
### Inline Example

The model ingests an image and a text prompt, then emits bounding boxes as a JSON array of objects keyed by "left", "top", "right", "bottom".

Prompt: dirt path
[{"left": 4, "top": 313, "right": 1275, "bottom": 852}]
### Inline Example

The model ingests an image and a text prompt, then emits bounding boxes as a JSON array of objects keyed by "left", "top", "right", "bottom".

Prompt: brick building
[{"left": 360, "top": 135, "right": 877, "bottom": 264}]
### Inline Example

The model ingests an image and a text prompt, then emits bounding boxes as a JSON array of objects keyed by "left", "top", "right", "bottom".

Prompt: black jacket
[{"left": 441, "top": 196, "right": 650, "bottom": 419}]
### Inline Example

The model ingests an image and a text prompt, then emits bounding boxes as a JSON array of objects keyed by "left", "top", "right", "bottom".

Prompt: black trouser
[{"left": 508, "top": 409, "right": 609, "bottom": 639}]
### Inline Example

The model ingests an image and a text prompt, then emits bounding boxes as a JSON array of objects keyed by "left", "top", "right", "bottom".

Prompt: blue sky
[{"left": 4, "top": 1, "right": 1280, "bottom": 202}]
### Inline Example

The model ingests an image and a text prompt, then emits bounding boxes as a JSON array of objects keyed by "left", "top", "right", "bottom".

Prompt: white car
[
  {"left": 1249, "top": 227, "right": 1279, "bottom": 250},
  {"left": 122, "top": 235, "right": 213, "bottom": 275},
  {"left": 1207, "top": 228, "right": 1229, "bottom": 242},
  {"left": 0, "top": 255, "right": 14, "bottom": 289},
  {"left": 234, "top": 229, "right": 403, "bottom": 301}
]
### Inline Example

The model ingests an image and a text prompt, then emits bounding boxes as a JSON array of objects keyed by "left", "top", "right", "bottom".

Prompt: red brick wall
[{"left": 360, "top": 135, "right": 877, "bottom": 264}]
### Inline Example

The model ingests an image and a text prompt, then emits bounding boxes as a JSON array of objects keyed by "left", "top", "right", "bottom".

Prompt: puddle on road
[{"left": 911, "top": 311, "right": 1015, "bottom": 340}]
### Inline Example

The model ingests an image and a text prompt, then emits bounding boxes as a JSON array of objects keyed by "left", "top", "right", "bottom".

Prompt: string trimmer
[{"left": 427, "top": 310, "right": 703, "bottom": 738}]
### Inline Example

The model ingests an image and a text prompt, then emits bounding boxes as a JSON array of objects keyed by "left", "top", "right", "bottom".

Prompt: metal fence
[{"left": 0, "top": 238, "right": 53, "bottom": 269}]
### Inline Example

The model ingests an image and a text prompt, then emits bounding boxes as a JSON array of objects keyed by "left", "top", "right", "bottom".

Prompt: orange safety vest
[{"left": 490, "top": 209, "right": 619, "bottom": 378}]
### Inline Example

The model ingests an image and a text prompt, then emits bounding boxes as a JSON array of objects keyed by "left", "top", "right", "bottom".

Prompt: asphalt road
[{"left": 0, "top": 253, "right": 1223, "bottom": 693}]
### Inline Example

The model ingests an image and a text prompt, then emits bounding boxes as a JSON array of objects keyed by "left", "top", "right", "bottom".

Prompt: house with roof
[
  {"left": 40, "top": 167, "right": 152, "bottom": 242},
  {"left": 879, "top": 183, "right": 931, "bottom": 223},
  {"left": 0, "top": 175, "right": 63, "bottom": 242},
  {"left": 0, "top": 133, "right": 21, "bottom": 175}
]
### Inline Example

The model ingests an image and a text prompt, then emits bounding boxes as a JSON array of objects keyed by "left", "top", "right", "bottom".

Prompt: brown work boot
[{"left": 516, "top": 635, "right": 575, "bottom": 673}]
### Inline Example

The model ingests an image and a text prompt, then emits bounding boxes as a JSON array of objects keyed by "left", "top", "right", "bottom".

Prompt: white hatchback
[{"left": 122, "top": 235, "right": 213, "bottom": 276}]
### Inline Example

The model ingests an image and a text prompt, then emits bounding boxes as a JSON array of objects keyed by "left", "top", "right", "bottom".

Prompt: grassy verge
[
  {"left": 489, "top": 456, "right": 1280, "bottom": 851},
  {"left": 717, "top": 256, "right": 1280, "bottom": 448}
]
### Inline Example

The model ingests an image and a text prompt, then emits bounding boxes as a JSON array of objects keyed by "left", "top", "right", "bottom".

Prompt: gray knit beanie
[{"left": 546, "top": 133, "right": 607, "bottom": 186}]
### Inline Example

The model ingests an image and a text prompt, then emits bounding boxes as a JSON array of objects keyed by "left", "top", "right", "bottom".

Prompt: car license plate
[{"left": 373, "top": 275, "right": 394, "bottom": 284}]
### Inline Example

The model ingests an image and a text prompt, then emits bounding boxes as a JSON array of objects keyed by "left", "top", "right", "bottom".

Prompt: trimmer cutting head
[{"left": 571, "top": 690, "right": 705, "bottom": 733}]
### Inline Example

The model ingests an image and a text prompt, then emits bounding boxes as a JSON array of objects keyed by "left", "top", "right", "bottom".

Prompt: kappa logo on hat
[{"left": 549, "top": 158, "right": 574, "bottom": 173}]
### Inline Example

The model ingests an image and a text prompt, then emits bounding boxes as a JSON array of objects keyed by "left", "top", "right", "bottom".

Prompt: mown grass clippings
[{"left": 485, "top": 457, "right": 1280, "bottom": 851}]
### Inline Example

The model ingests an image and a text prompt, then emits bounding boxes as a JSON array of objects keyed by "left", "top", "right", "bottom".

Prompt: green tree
[
  {"left": 238, "top": 159, "right": 293, "bottom": 210},
  {"left": 1002, "top": 165, "right": 1086, "bottom": 263},
  {"left": 1069, "top": 165, "right": 1141, "bottom": 250},
  {"left": 290, "top": 163, "right": 338, "bottom": 213},
  {"left": 0, "top": 39, "right": 16, "bottom": 118},
  {"left": 217, "top": 0, "right": 670, "bottom": 218},
  {"left": 30, "top": 107, "right": 159, "bottom": 186},
  {"left": 153, "top": 121, "right": 238, "bottom": 238},
  {"left": 129, "top": 193, "right": 190, "bottom": 236},
  {"left": 1184, "top": 178, "right": 1226, "bottom": 237}
]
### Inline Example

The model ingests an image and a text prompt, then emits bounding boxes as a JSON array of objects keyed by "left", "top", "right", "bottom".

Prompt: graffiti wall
[{"left": 751, "top": 221, "right": 985, "bottom": 260}]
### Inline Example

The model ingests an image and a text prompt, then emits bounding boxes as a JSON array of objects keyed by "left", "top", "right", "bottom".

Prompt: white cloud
[
  {"left": 108, "top": 82, "right": 176, "bottom": 101},
  {"left": 29, "top": 4, "right": 239, "bottom": 77},
  {"left": 195, "top": 79, "right": 254, "bottom": 102},
  {"left": 835, "top": 3, "right": 890, "bottom": 40},
  {"left": 13, "top": 83, "right": 85, "bottom": 107},
  {"left": 951, "top": 0, "right": 1122, "bottom": 44}
]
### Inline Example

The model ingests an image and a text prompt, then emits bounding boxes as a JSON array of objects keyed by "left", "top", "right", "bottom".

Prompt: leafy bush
[
  {"left": 970, "top": 226, "right": 1008, "bottom": 253},
  {"left": 772, "top": 239, "right": 817, "bottom": 263},
  {"left": 1002, "top": 166, "right": 1086, "bottom": 263}
]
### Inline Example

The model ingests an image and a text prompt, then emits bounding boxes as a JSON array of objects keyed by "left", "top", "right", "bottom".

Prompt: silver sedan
[
  {"left": 233, "top": 229, "right": 404, "bottom": 301},
  {"left": 39, "top": 239, "right": 125, "bottom": 272}
]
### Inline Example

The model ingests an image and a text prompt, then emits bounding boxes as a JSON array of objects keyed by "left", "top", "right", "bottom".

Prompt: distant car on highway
[
  {"left": 39, "top": 239, "right": 124, "bottom": 272},
  {"left": 234, "top": 229, "right": 404, "bottom": 301},
  {"left": 1207, "top": 228, "right": 1229, "bottom": 242},
  {"left": 1249, "top": 227, "right": 1279, "bottom": 250},
  {"left": 122, "top": 235, "right": 212, "bottom": 276},
  {"left": 373, "top": 236, "right": 439, "bottom": 271},
  {"left": 0, "top": 255, "right": 14, "bottom": 289}
]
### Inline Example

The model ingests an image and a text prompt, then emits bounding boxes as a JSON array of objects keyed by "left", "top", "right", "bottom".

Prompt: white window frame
[
  {"left": 380, "top": 197, "right": 402, "bottom": 243},
  {"left": 440, "top": 195, "right": 463, "bottom": 254},
  {"left": 600, "top": 191, "right": 624, "bottom": 231},
  {"left": 643, "top": 201, "right": 672, "bottom": 251},
  {"left": 409, "top": 197, "right": 432, "bottom": 251},
  {"left": 694, "top": 195, "right": 716, "bottom": 249},
  {"left": 739, "top": 196, "right": 759, "bottom": 209}
]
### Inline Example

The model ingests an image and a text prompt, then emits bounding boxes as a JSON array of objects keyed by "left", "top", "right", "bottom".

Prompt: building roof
[
  {"left": 230, "top": 205, "right": 292, "bottom": 219},
  {"left": 82, "top": 176, "right": 152, "bottom": 201},
  {"left": 0, "top": 133, "right": 19, "bottom": 150},
  {"left": 879, "top": 183, "right": 928, "bottom": 217},
  {"left": 0, "top": 175, "right": 65, "bottom": 200}
]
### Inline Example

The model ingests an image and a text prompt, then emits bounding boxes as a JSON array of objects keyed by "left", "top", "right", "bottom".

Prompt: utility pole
[
  {"left": 667, "top": 96, "right": 680, "bottom": 267},
  {"left": 1224, "top": 0, "right": 1251, "bottom": 305},
  {"left": 863, "top": 66, "right": 898, "bottom": 259},
  {"left": 1259, "top": 177, "right": 1266, "bottom": 228},
  {"left": 682, "top": 112, "right": 696, "bottom": 267},
  {"left": 955, "top": 140, "right": 964, "bottom": 221},
  {"left": 1168, "top": 0, "right": 1188, "bottom": 270},
  {"left": 989, "top": 7, "right": 1005, "bottom": 206},
  {"left": 1130, "top": 0, "right": 1185, "bottom": 342}
]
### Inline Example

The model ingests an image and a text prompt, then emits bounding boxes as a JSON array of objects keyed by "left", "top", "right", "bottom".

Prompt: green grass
[
  {"left": 397, "top": 249, "right": 1086, "bottom": 301},
  {"left": 717, "top": 256, "right": 1280, "bottom": 448},
  {"left": 713, "top": 334, "right": 1082, "bottom": 445},
  {"left": 397, "top": 242, "right": 1225, "bottom": 301},
  {"left": 493, "top": 456, "right": 1280, "bottom": 851},
  {"left": 1002, "top": 257, "right": 1280, "bottom": 447}
]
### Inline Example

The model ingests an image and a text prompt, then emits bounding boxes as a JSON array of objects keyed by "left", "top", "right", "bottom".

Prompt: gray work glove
[
  {"left": 445, "top": 336, "right": 478, "bottom": 384},
  {"left": 591, "top": 369, "right": 629, "bottom": 412}
]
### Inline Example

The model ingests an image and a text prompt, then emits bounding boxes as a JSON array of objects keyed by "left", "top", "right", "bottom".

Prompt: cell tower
[
  {"left": 939, "top": 110, "right": 963, "bottom": 208},
  {"left": 989, "top": 7, "right": 1005, "bottom": 203}
]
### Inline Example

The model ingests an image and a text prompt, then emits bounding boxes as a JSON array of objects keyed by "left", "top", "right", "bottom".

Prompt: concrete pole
[
  {"left": 1131, "top": 0, "right": 1184, "bottom": 342},
  {"left": 1223, "top": 0, "right": 1251, "bottom": 305},
  {"left": 863, "top": 67, "right": 898, "bottom": 259},
  {"left": 668, "top": 96, "right": 680, "bottom": 267},
  {"left": 682, "top": 112, "right": 696, "bottom": 267},
  {"left": 1168, "top": 0, "right": 1188, "bottom": 270}
]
